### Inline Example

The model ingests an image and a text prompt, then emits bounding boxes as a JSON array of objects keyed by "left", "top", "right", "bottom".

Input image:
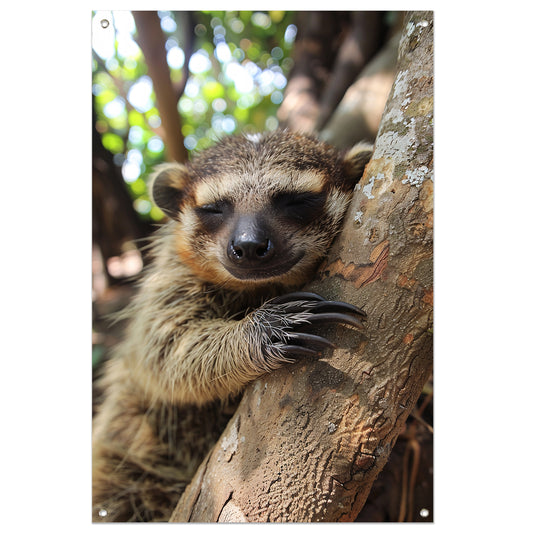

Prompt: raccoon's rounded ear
[
  {"left": 150, "top": 163, "right": 190, "bottom": 219},
  {"left": 342, "top": 143, "right": 374, "bottom": 186}
]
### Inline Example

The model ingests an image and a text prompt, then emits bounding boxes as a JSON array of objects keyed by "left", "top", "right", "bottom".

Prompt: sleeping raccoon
[{"left": 92, "top": 130, "right": 372, "bottom": 521}]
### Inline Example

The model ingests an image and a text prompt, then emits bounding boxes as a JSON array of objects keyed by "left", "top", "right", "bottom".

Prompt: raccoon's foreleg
[{"left": 143, "top": 292, "right": 365, "bottom": 405}]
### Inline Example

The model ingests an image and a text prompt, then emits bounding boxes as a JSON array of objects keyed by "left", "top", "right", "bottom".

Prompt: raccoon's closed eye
[
  {"left": 274, "top": 192, "right": 326, "bottom": 210},
  {"left": 199, "top": 204, "right": 223, "bottom": 214},
  {"left": 197, "top": 201, "right": 231, "bottom": 215},
  {"left": 195, "top": 201, "right": 233, "bottom": 233},
  {"left": 273, "top": 191, "right": 327, "bottom": 222}
]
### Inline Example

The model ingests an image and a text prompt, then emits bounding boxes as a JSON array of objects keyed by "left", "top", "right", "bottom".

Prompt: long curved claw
[
  {"left": 269, "top": 293, "right": 366, "bottom": 319},
  {"left": 287, "top": 332, "right": 337, "bottom": 350},
  {"left": 269, "top": 292, "right": 326, "bottom": 304},
  {"left": 310, "top": 300, "right": 367, "bottom": 318},
  {"left": 304, "top": 312, "right": 365, "bottom": 330},
  {"left": 277, "top": 345, "right": 318, "bottom": 358}
]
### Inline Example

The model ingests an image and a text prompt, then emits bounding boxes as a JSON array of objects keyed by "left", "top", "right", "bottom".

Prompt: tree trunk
[{"left": 170, "top": 10, "right": 433, "bottom": 523}]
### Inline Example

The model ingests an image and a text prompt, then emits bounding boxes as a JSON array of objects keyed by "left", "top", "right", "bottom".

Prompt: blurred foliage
[{"left": 92, "top": 10, "right": 296, "bottom": 222}]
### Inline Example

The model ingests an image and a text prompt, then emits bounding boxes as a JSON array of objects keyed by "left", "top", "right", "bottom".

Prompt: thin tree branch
[
  {"left": 319, "top": 31, "right": 400, "bottom": 148},
  {"left": 277, "top": 12, "right": 348, "bottom": 133},
  {"left": 132, "top": 11, "right": 187, "bottom": 163},
  {"left": 314, "top": 12, "right": 386, "bottom": 131}
]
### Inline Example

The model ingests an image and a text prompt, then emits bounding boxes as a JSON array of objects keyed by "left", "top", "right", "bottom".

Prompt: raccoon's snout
[
  {"left": 227, "top": 215, "right": 275, "bottom": 265},
  {"left": 228, "top": 237, "right": 274, "bottom": 263}
]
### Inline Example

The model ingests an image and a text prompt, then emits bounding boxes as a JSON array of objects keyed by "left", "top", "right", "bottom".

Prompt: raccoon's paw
[{"left": 252, "top": 292, "right": 366, "bottom": 366}]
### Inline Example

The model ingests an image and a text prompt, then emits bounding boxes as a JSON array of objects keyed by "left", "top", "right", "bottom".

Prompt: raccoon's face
[{"left": 151, "top": 131, "right": 372, "bottom": 290}]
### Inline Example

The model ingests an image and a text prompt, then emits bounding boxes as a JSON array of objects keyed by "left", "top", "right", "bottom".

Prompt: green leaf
[
  {"left": 128, "top": 109, "right": 145, "bottom": 127},
  {"left": 130, "top": 178, "right": 146, "bottom": 195},
  {"left": 201, "top": 80, "right": 225, "bottom": 102},
  {"left": 101, "top": 132, "right": 124, "bottom": 153}
]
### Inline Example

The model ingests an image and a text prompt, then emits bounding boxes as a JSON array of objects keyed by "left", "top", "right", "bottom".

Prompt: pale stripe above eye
[{"left": 194, "top": 169, "right": 326, "bottom": 207}]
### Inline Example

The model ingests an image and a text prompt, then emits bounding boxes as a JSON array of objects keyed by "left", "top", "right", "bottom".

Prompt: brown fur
[{"left": 92, "top": 131, "right": 372, "bottom": 521}]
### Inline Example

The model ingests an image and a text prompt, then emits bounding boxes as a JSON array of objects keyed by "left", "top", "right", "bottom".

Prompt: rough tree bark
[{"left": 170, "top": 11, "right": 433, "bottom": 523}]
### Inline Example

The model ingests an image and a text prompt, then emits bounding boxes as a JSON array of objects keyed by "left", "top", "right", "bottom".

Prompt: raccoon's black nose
[
  {"left": 228, "top": 236, "right": 274, "bottom": 263},
  {"left": 227, "top": 216, "right": 275, "bottom": 264}
]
